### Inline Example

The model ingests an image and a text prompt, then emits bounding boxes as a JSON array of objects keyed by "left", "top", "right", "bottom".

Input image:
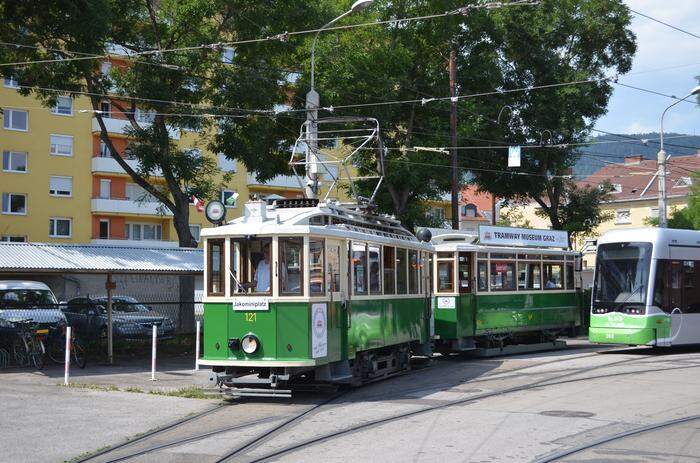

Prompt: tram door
[
  {"left": 667, "top": 260, "right": 700, "bottom": 344},
  {"left": 326, "top": 240, "right": 348, "bottom": 359}
]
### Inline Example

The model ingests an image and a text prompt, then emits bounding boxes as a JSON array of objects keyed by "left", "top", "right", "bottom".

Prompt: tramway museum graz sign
[{"left": 478, "top": 225, "right": 569, "bottom": 248}]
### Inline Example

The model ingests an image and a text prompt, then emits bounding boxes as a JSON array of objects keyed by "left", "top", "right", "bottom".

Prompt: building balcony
[
  {"left": 92, "top": 117, "right": 180, "bottom": 140},
  {"left": 90, "top": 238, "right": 179, "bottom": 248},
  {"left": 91, "top": 198, "right": 173, "bottom": 216},
  {"left": 247, "top": 173, "right": 303, "bottom": 190},
  {"left": 91, "top": 156, "right": 162, "bottom": 177}
]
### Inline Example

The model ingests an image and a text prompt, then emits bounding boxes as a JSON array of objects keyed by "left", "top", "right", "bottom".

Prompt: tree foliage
[{"left": 0, "top": 0, "right": 317, "bottom": 246}]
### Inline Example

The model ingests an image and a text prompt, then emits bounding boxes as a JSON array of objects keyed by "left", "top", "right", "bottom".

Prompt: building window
[
  {"left": 49, "top": 176, "right": 73, "bottom": 197},
  {"left": 100, "top": 61, "right": 112, "bottom": 76},
  {"left": 99, "top": 100, "right": 112, "bottom": 118},
  {"left": 125, "top": 223, "right": 162, "bottom": 241},
  {"left": 189, "top": 224, "right": 201, "bottom": 242},
  {"left": 427, "top": 207, "right": 445, "bottom": 222},
  {"left": 99, "top": 141, "right": 110, "bottom": 157},
  {"left": 49, "top": 217, "right": 72, "bottom": 238},
  {"left": 126, "top": 183, "right": 156, "bottom": 202},
  {"left": 221, "top": 190, "right": 238, "bottom": 208},
  {"left": 649, "top": 207, "right": 659, "bottom": 219},
  {"left": 221, "top": 47, "right": 235, "bottom": 64},
  {"left": 99, "top": 179, "right": 111, "bottom": 199},
  {"left": 52, "top": 96, "right": 73, "bottom": 116},
  {"left": 50, "top": 134, "right": 73, "bottom": 156},
  {"left": 674, "top": 177, "right": 692, "bottom": 188},
  {"left": 3, "top": 109, "right": 28, "bottom": 131},
  {"left": 2, "top": 151, "right": 27, "bottom": 173},
  {"left": 461, "top": 204, "right": 477, "bottom": 218},
  {"left": 1, "top": 235, "right": 26, "bottom": 242},
  {"left": 615, "top": 209, "right": 631, "bottom": 225},
  {"left": 1, "top": 193, "right": 27, "bottom": 215},
  {"left": 611, "top": 183, "right": 622, "bottom": 194},
  {"left": 99, "top": 219, "right": 110, "bottom": 239},
  {"left": 217, "top": 153, "right": 237, "bottom": 172},
  {"left": 3, "top": 76, "right": 18, "bottom": 88}
]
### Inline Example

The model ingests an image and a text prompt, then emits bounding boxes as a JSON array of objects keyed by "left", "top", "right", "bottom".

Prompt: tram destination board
[{"left": 479, "top": 225, "right": 568, "bottom": 249}]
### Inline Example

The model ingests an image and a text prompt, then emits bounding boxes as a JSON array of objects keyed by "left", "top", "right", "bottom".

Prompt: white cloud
[{"left": 623, "top": 121, "right": 657, "bottom": 134}]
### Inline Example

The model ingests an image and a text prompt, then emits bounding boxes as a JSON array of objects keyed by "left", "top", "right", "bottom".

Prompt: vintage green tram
[
  {"left": 431, "top": 227, "right": 583, "bottom": 354},
  {"left": 200, "top": 199, "right": 433, "bottom": 396}
]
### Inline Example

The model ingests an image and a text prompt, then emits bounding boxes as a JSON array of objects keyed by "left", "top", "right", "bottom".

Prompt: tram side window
[
  {"left": 543, "top": 263, "right": 564, "bottom": 289},
  {"left": 458, "top": 252, "right": 471, "bottom": 293},
  {"left": 396, "top": 248, "right": 408, "bottom": 294},
  {"left": 353, "top": 242, "right": 368, "bottom": 295},
  {"left": 309, "top": 239, "right": 325, "bottom": 296},
  {"left": 566, "top": 262, "right": 575, "bottom": 289},
  {"left": 369, "top": 245, "right": 381, "bottom": 295},
  {"left": 682, "top": 261, "right": 700, "bottom": 313},
  {"left": 408, "top": 250, "right": 420, "bottom": 294},
  {"left": 383, "top": 247, "right": 396, "bottom": 295},
  {"left": 518, "top": 261, "right": 541, "bottom": 290},
  {"left": 490, "top": 261, "right": 516, "bottom": 291},
  {"left": 327, "top": 243, "right": 341, "bottom": 293},
  {"left": 280, "top": 237, "right": 303, "bottom": 296},
  {"left": 477, "top": 260, "right": 488, "bottom": 291},
  {"left": 207, "top": 239, "right": 224, "bottom": 296},
  {"left": 437, "top": 252, "right": 454, "bottom": 293}
]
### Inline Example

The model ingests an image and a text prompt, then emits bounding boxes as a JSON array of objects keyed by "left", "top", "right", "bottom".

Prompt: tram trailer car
[
  {"left": 590, "top": 228, "right": 700, "bottom": 347},
  {"left": 200, "top": 199, "right": 433, "bottom": 396},
  {"left": 432, "top": 231, "right": 583, "bottom": 353}
]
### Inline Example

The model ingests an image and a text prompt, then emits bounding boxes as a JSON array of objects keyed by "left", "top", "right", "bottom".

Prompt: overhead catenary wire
[{"left": 629, "top": 8, "right": 700, "bottom": 40}]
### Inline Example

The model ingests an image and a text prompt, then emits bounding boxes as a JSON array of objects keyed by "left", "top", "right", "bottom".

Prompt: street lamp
[
  {"left": 305, "top": 0, "right": 373, "bottom": 199},
  {"left": 657, "top": 85, "right": 700, "bottom": 228}
]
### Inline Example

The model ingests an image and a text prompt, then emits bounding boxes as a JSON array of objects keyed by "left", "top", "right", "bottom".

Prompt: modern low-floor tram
[
  {"left": 431, "top": 232, "right": 582, "bottom": 354},
  {"left": 200, "top": 199, "right": 433, "bottom": 396},
  {"left": 590, "top": 227, "right": 700, "bottom": 347}
]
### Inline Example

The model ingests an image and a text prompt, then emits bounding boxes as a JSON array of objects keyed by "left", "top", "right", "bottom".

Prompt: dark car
[{"left": 63, "top": 296, "right": 175, "bottom": 341}]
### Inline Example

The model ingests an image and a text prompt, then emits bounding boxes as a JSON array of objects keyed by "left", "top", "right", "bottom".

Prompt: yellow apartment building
[
  {"left": 502, "top": 154, "right": 700, "bottom": 270},
  {"left": 0, "top": 72, "right": 315, "bottom": 247}
]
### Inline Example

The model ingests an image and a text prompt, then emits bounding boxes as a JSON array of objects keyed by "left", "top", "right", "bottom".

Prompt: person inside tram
[
  {"left": 545, "top": 277, "right": 557, "bottom": 288},
  {"left": 253, "top": 243, "right": 271, "bottom": 293}
]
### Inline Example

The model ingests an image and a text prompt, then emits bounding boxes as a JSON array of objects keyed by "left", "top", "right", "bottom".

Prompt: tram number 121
[{"left": 245, "top": 312, "right": 257, "bottom": 323}]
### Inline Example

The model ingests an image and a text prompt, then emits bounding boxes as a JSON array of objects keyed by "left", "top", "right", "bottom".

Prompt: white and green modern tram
[{"left": 590, "top": 227, "right": 700, "bottom": 346}]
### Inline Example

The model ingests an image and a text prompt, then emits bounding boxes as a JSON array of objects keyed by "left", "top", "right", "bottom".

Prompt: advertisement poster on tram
[
  {"left": 311, "top": 303, "right": 328, "bottom": 358},
  {"left": 479, "top": 225, "right": 569, "bottom": 248}
]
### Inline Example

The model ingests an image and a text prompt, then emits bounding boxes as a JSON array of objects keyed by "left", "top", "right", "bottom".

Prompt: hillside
[{"left": 575, "top": 132, "right": 700, "bottom": 177}]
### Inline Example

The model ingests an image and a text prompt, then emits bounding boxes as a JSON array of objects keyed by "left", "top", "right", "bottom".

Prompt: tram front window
[
  {"left": 594, "top": 242, "right": 652, "bottom": 307},
  {"left": 231, "top": 237, "right": 272, "bottom": 295}
]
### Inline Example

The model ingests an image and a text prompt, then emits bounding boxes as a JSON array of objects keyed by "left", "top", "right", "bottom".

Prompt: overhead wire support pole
[{"left": 449, "top": 47, "right": 459, "bottom": 230}]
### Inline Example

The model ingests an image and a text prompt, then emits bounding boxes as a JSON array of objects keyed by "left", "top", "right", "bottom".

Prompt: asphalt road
[{"left": 4, "top": 342, "right": 700, "bottom": 462}]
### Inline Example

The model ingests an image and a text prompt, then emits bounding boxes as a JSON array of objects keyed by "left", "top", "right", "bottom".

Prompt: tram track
[
  {"left": 533, "top": 414, "right": 700, "bottom": 462},
  {"left": 79, "top": 348, "right": 700, "bottom": 463},
  {"left": 239, "top": 359, "right": 700, "bottom": 463}
]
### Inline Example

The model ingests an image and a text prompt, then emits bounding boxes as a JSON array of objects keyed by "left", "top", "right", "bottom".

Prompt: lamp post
[
  {"left": 305, "top": 0, "right": 373, "bottom": 199},
  {"left": 657, "top": 85, "right": 700, "bottom": 228}
]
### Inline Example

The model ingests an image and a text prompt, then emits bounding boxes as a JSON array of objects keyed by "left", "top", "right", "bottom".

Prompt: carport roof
[{"left": 0, "top": 242, "right": 203, "bottom": 274}]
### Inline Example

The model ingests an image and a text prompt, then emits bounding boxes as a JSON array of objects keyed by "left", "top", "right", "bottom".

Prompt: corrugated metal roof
[{"left": 0, "top": 243, "right": 203, "bottom": 274}]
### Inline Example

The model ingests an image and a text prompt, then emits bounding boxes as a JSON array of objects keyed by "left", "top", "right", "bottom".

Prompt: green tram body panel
[
  {"left": 589, "top": 313, "right": 670, "bottom": 346},
  {"left": 435, "top": 292, "right": 580, "bottom": 341},
  {"left": 203, "top": 297, "right": 428, "bottom": 365}
]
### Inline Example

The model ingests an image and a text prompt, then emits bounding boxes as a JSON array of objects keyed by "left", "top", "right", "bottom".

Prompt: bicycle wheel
[
  {"left": 46, "top": 336, "right": 64, "bottom": 364},
  {"left": 29, "top": 338, "right": 44, "bottom": 370},
  {"left": 72, "top": 338, "right": 87, "bottom": 369},
  {"left": 12, "top": 340, "right": 27, "bottom": 367}
]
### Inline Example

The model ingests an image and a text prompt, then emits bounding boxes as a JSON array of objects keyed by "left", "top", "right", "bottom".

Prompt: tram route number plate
[
  {"left": 437, "top": 297, "right": 456, "bottom": 309},
  {"left": 232, "top": 297, "right": 270, "bottom": 312}
]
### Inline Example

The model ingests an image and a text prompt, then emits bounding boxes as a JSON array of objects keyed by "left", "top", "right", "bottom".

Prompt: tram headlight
[{"left": 241, "top": 334, "right": 260, "bottom": 354}]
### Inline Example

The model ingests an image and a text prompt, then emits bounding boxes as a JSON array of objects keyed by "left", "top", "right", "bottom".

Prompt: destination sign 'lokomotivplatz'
[{"left": 478, "top": 225, "right": 569, "bottom": 248}]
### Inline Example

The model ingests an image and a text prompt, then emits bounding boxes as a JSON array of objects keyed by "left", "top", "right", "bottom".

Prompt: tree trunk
[{"left": 172, "top": 195, "right": 197, "bottom": 334}]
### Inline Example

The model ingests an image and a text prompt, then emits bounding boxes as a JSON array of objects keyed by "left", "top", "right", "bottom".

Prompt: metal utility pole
[
  {"left": 658, "top": 85, "right": 700, "bottom": 228},
  {"left": 449, "top": 47, "right": 459, "bottom": 230},
  {"left": 306, "top": 0, "right": 374, "bottom": 199}
]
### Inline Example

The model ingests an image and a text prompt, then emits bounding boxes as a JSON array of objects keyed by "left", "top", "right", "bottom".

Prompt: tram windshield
[{"left": 594, "top": 242, "right": 652, "bottom": 307}]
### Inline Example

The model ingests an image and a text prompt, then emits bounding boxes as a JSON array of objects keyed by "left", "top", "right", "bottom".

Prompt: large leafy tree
[
  {"left": 0, "top": 0, "right": 314, "bottom": 247},
  {"left": 466, "top": 0, "right": 636, "bottom": 230}
]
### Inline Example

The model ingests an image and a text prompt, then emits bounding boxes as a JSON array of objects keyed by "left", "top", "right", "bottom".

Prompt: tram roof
[
  {"left": 201, "top": 200, "right": 431, "bottom": 249},
  {"left": 431, "top": 233, "right": 577, "bottom": 255},
  {"left": 598, "top": 227, "right": 700, "bottom": 247}
]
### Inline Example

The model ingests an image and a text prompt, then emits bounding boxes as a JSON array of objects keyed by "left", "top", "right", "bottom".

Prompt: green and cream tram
[
  {"left": 590, "top": 228, "right": 700, "bottom": 347},
  {"left": 200, "top": 199, "right": 433, "bottom": 396},
  {"left": 431, "top": 226, "right": 583, "bottom": 354}
]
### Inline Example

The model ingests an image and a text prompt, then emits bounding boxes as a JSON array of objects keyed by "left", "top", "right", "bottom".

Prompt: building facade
[{"left": 0, "top": 72, "right": 311, "bottom": 247}]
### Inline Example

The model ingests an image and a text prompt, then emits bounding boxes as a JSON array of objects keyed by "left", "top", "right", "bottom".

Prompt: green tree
[
  {"left": 0, "top": 0, "right": 315, "bottom": 247},
  {"left": 464, "top": 0, "right": 636, "bottom": 231}
]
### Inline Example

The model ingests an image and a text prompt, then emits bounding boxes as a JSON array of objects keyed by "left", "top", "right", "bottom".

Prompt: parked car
[
  {"left": 63, "top": 296, "right": 175, "bottom": 341},
  {"left": 0, "top": 280, "right": 67, "bottom": 331}
]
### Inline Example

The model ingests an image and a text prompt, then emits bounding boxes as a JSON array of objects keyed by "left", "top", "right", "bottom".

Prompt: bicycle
[
  {"left": 11, "top": 319, "right": 47, "bottom": 370},
  {"left": 46, "top": 328, "right": 87, "bottom": 369}
]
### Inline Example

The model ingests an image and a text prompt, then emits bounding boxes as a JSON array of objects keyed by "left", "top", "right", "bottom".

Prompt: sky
[{"left": 595, "top": 0, "right": 700, "bottom": 136}]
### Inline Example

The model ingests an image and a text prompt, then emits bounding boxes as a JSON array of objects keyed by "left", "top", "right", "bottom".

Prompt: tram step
[{"left": 224, "top": 387, "right": 292, "bottom": 398}]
